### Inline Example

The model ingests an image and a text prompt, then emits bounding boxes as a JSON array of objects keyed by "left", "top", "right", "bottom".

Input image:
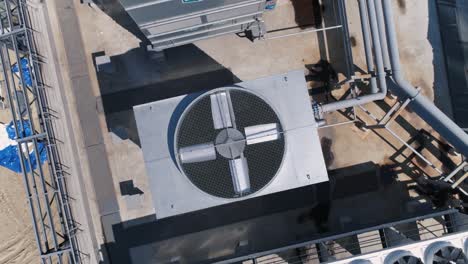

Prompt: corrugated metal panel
[
  {"left": 124, "top": 0, "right": 253, "bottom": 23},
  {"left": 118, "top": 0, "right": 267, "bottom": 51}
]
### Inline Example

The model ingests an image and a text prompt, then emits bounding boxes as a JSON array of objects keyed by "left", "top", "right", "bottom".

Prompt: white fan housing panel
[{"left": 329, "top": 231, "right": 468, "bottom": 264}]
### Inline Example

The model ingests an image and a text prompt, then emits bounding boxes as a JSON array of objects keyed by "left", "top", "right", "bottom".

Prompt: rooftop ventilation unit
[
  {"left": 118, "top": 0, "right": 268, "bottom": 51},
  {"left": 327, "top": 229, "right": 468, "bottom": 264},
  {"left": 424, "top": 241, "right": 468, "bottom": 264},
  {"left": 176, "top": 88, "right": 285, "bottom": 198},
  {"left": 133, "top": 71, "right": 329, "bottom": 219},
  {"left": 384, "top": 250, "right": 422, "bottom": 264}
]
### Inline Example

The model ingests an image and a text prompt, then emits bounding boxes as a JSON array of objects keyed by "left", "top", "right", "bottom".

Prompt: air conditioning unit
[
  {"left": 329, "top": 230, "right": 468, "bottom": 264},
  {"left": 424, "top": 241, "right": 468, "bottom": 264},
  {"left": 119, "top": 0, "right": 269, "bottom": 51},
  {"left": 133, "top": 70, "right": 329, "bottom": 219},
  {"left": 384, "top": 250, "right": 422, "bottom": 264}
]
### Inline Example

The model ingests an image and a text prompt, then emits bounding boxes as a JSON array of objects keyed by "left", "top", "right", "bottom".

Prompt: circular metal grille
[{"left": 175, "top": 88, "right": 285, "bottom": 199}]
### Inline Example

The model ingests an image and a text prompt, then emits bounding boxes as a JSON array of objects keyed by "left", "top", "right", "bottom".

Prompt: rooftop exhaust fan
[
  {"left": 384, "top": 250, "right": 422, "bottom": 264},
  {"left": 176, "top": 89, "right": 284, "bottom": 198},
  {"left": 134, "top": 71, "right": 329, "bottom": 219},
  {"left": 424, "top": 241, "right": 468, "bottom": 264}
]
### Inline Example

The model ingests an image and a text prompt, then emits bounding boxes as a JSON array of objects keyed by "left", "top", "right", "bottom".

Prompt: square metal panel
[{"left": 134, "top": 70, "right": 328, "bottom": 219}]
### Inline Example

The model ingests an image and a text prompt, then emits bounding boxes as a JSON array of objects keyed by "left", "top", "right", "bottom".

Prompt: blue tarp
[
  {"left": 11, "top": 58, "right": 33, "bottom": 87},
  {"left": 265, "top": 0, "right": 277, "bottom": 10},
  {"left": 0, "top": 120, "right": 47, "bottom": 173}
]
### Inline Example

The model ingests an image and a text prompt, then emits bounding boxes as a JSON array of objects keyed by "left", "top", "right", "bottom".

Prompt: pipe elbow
[
  {"left": 393, "top": 73, "right": 419, "bottom": 98},
  {"left": 376, "top": 91, "right": 386, "bottom": 101},
  {"left": 376, "top": 74, "right": 388, "bottom": 94}
]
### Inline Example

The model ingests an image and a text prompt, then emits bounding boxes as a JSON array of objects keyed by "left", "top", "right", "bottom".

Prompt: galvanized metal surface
[
  {"left": 119, "top": 0, "right": 267, "bottom": 50},
  {"left": 133, "top": 70, "right": 329, "bottom": 219}
]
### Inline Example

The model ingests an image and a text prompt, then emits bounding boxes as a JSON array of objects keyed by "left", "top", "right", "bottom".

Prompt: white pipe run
[
  {"left": 381, "top": 0, "right": 468, "bottom": 157},
  {"left": 321, "top": 0, "right": 387, "bottom": 113},
  {"left": 319, "top": 0, "right": 468, "bottom": 157}
]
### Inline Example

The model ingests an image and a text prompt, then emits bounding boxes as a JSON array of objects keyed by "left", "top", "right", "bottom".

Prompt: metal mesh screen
[{"left": 176, "top": 89, "right": 285, "bottom": 198}]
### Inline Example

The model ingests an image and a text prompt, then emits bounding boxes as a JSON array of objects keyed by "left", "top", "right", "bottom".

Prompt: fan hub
[{"left": 215, "top": 128, "right": 246, "bottom": 159}]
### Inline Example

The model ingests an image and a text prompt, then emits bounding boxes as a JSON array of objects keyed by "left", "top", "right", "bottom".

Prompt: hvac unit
[
  {"left": 424, "top": 241, "right": 468, "bottom": 264},
  {"left": 327, "top": 230, "right": 468, "bottom": 264},
  {"left": 384, "top": 250, "right": 422, "bottom": 264},
  {"left": 118, "top": 0, "right": 269, "bottom": 51},
  {"left": 134, "top": 71, "right": 329, "bottom": 219}
]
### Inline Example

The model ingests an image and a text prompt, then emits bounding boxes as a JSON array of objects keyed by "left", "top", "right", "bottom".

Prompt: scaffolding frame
[{"left": 0, "top": 0, "right": 80, "bottom": 263}]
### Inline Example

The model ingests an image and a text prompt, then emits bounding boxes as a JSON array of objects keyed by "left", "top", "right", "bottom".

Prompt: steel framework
[
  {"left": 219, "top": 209, "right": 463, "bottom": 263},
  {"left": 0, "top": 0, "right": 80, "bottom": 263}
]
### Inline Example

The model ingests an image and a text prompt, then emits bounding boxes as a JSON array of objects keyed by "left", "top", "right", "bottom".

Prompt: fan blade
[
  {"left": 441, "top": 247, "right": 451, "bottom": 258},
  {"left": 210, "top": 92, "right": 233, "bottom": 129},
  {"left": 432, "top": 255, "right": 446, "bottom": 263},
  {"left": 229, "top": 157, "right": 250, "bottom": 195},
  {"left": 407, "top": 256, "right": 419, "bottom": 264},
  {"left": 244, "top": 123, "right": 280, "bottom": 145},
  {"left": 179, "top": 143, "right": 216, "bottom": 163},
  {"left": 450, "top": 248, "right": 462, "bottom": 260}
]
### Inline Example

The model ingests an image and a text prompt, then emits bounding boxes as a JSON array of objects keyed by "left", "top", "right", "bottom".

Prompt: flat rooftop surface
[{"left": 29, "top": 0, "right": 466, "bottom": 263}]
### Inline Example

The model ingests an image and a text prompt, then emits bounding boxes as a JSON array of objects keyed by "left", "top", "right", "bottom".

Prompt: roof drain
[
  {"left": 381, "top": 0, "right": 468, "bottom": 156},
  {"left": 319, "top": 0, "right": 387, "bottom": 113}
]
